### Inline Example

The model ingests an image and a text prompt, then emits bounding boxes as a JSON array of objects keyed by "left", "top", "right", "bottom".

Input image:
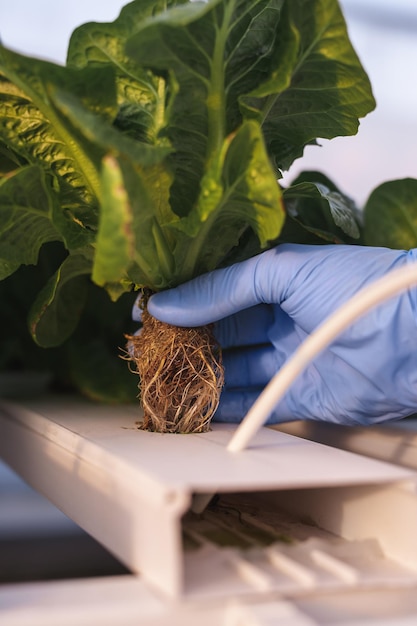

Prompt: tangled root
[{"left": 125, "top": 301, "right": 224, "bottom": 434}]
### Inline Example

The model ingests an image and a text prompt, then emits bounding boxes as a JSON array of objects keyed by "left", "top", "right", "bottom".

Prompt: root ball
[{"left": 126, "top": 304, "right": 224, "bottom": 433}]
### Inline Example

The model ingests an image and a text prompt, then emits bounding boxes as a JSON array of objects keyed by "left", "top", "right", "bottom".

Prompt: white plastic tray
[{"left": 2, "top": 396, "right": 417, "bottom": 600}]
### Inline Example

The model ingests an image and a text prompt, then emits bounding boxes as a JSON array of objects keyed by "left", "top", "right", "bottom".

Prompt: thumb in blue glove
[{"left": 145, "top": 243, "right": 417, "bottom": 426}]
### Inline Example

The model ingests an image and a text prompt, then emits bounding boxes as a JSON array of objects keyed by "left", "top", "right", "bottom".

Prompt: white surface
[
  {"left": 3, "top": 568, "right": 417, "bottom": 626},
  {"left": 0, "top": 574, "right": 342, "bottom": 626},
  {"left": 277, "top": 419, "right": 417, "bottom": 471},
  {"left": 0, "top": 397, "right": 413, "bottom": 493},
  {"left": 1, "top": 397, "right": 417, "bottom": 600}
]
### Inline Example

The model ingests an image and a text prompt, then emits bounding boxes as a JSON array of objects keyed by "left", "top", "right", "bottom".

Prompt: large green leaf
[
  {"left": 92, "top": 155, "right": 176, "bottom": 293},
  {"left": 50, "top": 88, "right": 171, "bottom": 169},
  {"left": 126, "top": 0, "right": 288, "bottom": 217},
  {"left": 0, "top": 166, "right": 61, "bottom": 279},
  {"left": 0, "top": 46, "right": 122, "bottom": 250},
  {"left": 92, "top": 155, "right": 134, "bottom": 288},
  {"left": 364, "top": 179, "right": 417, "bottom": 249},
  {"left": 0, "top": 46, "right": 117, "bottom": 198},
  {"left": 0, "top": 43, "right": 170, "bottom": 253},
  {"left": 241, "top": 0, "right": 376, "bottom": 171},
  {"left": 92, "top": 120, "right": 285, "bottom": 292},
  {"left": 0, "top": 245, "right": 67, "bottom": 374},
  {"left": 283, "top": 171, "right": 361, "bottom": 244},
  {"left": 29, "top": 252, "right": 93, "bottom": 347},
  {"left": 170, "top": 119, "right": 285, "bottom": 280},
  {"left": 126, "top": 0, "right": 374, "bottom": 217},
  {"left": 67, "top": 0, "right": 186, "bottom": 145}
]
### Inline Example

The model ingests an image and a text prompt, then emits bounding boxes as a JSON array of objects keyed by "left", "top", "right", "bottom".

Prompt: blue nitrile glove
[{"left": 141, "top": 243, "right": 417, "bottom": 426}]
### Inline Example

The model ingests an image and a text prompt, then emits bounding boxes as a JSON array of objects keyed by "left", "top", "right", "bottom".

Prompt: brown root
[{"left": 125, "top": 302, "right": 224, "bottom": 434}]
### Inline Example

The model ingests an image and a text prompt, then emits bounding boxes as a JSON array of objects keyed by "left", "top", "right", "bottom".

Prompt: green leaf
[
  {"left": 0, "top": 45, "right": 120, "bottom": 249},
  {"left": 126, "top": 0, "right": 289, "bottom": 217},
  {"left": 0, "top": 166, "right": 61, "bottom": 279},
  {"left": 50, "top": 88, "right": 171, "bottom": 168},
  {"left": 241, "top": 0, "right": 376, "bottom": 171},
  {"left": 0, "top": 46, "right": 117, "bottom": 197},
  {"left": 29, "top": 252, "right": 93, "bottom": 347},
  {"left": 92, "top": 155, "right": 135, "bottom": 288},
  {"left": 364, "top": 179, "right": 417, "bottom": 249},
  {"left": 67, "top": 0, "right": 185, "bottom": 145},
  {"left": 126, "top": 0, "right": 374, "bottom": 218},
  {"left": 0, "top": 242, "right": 67, "bottom": 371},
  {"left": 92, "top": 155, "right": 175, "bottom": 292},
  {"left": 94, "top": 120, "right": 284, "bottom": 292},
  {"left": 283, "top": 174, "right": 361, "bottom": 243},
  {"left": 170, "top": 119, "right": 285, "bottom": 280}
]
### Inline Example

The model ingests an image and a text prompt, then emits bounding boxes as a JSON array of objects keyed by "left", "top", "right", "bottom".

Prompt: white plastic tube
[{"left": 227, "top": 262, "right": 417, "bottom": 453}]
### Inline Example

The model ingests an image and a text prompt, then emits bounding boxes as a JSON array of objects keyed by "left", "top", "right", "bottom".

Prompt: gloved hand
[{"left": 143, "top": 243, "right": 417, "bottom": 426}]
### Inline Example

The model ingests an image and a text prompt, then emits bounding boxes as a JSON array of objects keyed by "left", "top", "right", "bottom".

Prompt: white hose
[{"left": 227, "top": 262, "right": 417, "bottom": 453}]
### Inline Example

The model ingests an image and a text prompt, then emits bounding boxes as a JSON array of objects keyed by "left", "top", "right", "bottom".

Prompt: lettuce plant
[{"left": 0, "top": 0, "right": 378, "bottom": 406}]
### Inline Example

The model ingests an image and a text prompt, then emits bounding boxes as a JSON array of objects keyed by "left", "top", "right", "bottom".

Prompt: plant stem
[
  {"left": 205, "top": 0, "right": 235, "bottom": 164},
  {"left": 154, "top": 76, "right": 166, "bottom": 140},
  {"left": 152, "top": 219, "right": 174, "bottom": 282}
]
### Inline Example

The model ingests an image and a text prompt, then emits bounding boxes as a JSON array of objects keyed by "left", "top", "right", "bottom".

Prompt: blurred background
[{"left": 0, "top": 0, "right": 416, "bottom": 581}]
